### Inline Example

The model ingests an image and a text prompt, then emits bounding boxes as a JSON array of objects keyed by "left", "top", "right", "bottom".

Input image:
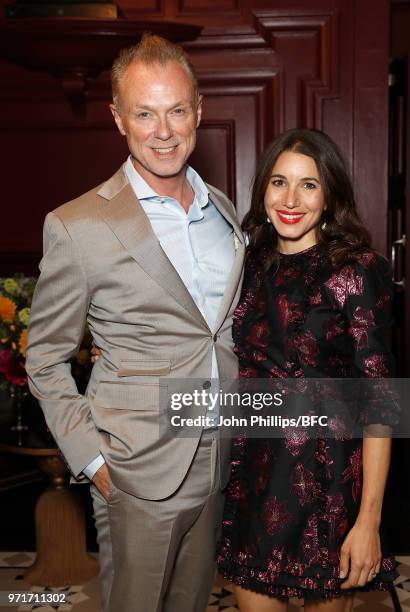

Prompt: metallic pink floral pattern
[
  {"left": 325, "top": 265, "right": 364, "bottom": 309},
  {"left": 356, "top": 251, "right": 376, "bottom": 267},
  {"left": 348, "top": 306, "right": 374, "bottom": 350},
  {"left": 377, "top": 291, "right": 391, "bottom": 309},
  {"left": 289, "top": 329, "right": 319, "bottom": 367},
  {"left": 326, "top": 314, "right": 344, "bottom": 341},
  {"left": 261, "top": 496, "right": 294, "bottom": 536},
  {"left": 322, "top": 492, "right": 348, "bottom": 539},
  {"left": 363, "top": 353, "right": 388, "bottom": 377},
  {"left": 277, "top": 293, "right": 303, "bottom": 327},
  {"left": 315, "top": 439, "right": 334, "bottom": 480},
  {"left": 327, "top": 415, "right": 352, "bottom": 441},
  {"left": 301, "top": 514, "right": 320, "bottom": 564},
  {"left": 284, "top": 427, "right": 308, "bottom": 456},
  {"left": 218, "top": 249, "right": 397, "bottom": 597},
  {"left": 250, "top": 441, "right": 275, "bottom": 495},
  {"left": 291, "top": 463, "right": 320, "bottom": 506},
  {"left": 342, "top": 447, "right": 362, "bottom": 502},
  {"left": 239, "top": 365, "right": 258, "bottom": 378},
  {"left": 245, "top": 320, "right": 270, "bottom": 349},
  {"left": 309, "top": 287, "right": 322, "bottom": 305}
]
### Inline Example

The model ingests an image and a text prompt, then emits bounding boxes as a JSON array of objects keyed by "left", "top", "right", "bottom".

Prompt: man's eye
[
  {"left": 173, "top": 108, "right": 185, "bottom": 115},
  {"left": 138, "top": 112, "right": 150, "bottom": 119}
]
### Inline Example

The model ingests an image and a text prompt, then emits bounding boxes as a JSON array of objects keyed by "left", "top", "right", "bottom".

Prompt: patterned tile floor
[{"left": 0, "top": 552, "right": 409, "bottom": 611}]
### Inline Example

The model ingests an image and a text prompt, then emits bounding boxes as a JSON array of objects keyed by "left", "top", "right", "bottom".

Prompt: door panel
[{"left": 0, "top": 0, "right": 389, "bottom": 265}]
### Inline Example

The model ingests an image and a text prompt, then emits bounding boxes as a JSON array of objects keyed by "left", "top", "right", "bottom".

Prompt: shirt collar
[{"left": 124, "top": 155, "right": 210, "bottom": 209}]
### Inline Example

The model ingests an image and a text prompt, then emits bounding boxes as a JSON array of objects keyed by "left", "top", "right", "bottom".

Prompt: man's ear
[
  {"left": 110, "top": 103, "right": 126, "bottom": 136},
  {"left": 196, "top": 95, "right": 203, "bottom": 128}
]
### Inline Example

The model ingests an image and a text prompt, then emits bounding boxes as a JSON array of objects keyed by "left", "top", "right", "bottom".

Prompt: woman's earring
[
  {"left": 266, "top": 216, "right": 271, "bottom": 224},
  {"left": 321, "top": 221, "right": 327, "bottom": 230}
]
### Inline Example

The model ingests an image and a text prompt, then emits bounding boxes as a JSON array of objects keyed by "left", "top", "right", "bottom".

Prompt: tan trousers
[{"left": 90, "top": 431, "right": 224, "bottom": 612}]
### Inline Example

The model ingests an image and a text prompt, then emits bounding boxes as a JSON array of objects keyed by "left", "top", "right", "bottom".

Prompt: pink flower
[
  {"left": 4, "top": 355, "right": 27, "bottom": 386},
  {"left": 0, "top": 348, "right": 12, "bottom": 374},
  {"left": 0, "top": 349, "right": 28, "bottom": 386}
]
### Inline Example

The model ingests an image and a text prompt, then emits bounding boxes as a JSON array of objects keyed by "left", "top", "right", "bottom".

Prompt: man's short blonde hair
[{"left": 111, "top": 33, "right": 199, "bottom": 110}]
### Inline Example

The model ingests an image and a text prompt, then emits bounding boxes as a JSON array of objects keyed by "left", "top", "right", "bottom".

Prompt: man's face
[{"left": 111, "top": 60, "right": 202, "bottom": 184}]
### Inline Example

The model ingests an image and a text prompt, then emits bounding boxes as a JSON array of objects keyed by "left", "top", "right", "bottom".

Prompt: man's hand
[
  {"left": 91, "top": 344, "right": 102, "bottom": 364},
  {"left": 92, "top": 463, "right": 113, "bottom": 500},
  {"left": 339, "top": 522, "right": 381, "bottom": 589}
]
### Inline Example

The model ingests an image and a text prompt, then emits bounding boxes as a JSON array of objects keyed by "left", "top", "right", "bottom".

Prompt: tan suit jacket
[{"left": 26, "top": 166, "right": 245, "bottom": 500}]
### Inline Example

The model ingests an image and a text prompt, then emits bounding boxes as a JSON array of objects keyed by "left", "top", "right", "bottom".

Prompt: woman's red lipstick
[{"left": 276, "top": 210, "right": 305, "bottom": 225}]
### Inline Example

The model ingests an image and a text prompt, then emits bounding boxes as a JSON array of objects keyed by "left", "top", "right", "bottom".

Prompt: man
[{"left": 26, "top": 34, "right": 245, "bottom": 612}]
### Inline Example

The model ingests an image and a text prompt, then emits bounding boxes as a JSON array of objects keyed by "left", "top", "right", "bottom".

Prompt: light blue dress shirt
[{"left": 84, "top": 158, "right": 236, "bottom": 479}]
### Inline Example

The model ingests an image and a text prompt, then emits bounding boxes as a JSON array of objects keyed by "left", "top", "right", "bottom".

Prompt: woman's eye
[
  {"left": 272, "top": 179, "right": 285, "bottom": 187},
  {"left": 304, "top": 182, "right": 316, "bottom": 190}
]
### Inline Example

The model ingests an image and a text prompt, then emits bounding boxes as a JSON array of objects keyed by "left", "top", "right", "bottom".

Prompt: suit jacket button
[{"left": 203, "top": 380, "right": 211, "bottom": 389}]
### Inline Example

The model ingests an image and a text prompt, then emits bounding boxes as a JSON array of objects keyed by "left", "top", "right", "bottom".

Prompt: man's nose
[{"left": 155, "top": 116, "right": 172, "bottom": 140}]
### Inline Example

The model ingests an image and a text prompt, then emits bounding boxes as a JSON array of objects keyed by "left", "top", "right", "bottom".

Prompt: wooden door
[{"left": 0, "top": 0, "right": 390, "bottom": 271}]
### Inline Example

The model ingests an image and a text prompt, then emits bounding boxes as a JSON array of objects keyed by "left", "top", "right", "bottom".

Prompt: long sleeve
[
  {"left": 26, "top": 211, "right": 101, "bottom": 478},
  {"left": 339, "top": 253, "right": 399, "bottom": 428}
]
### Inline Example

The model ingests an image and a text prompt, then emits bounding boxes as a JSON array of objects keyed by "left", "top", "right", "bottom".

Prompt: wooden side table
[{"left": 0, "top": 428, "right": 99, "bottom": 587}]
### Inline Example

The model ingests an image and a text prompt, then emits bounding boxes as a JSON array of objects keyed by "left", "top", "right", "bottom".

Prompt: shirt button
[
  {"left": 213, "top": 334, "right": 219, "bottom": 342},
  {"left": 203, "top": 380, "right": 211, "bottom": 389}
]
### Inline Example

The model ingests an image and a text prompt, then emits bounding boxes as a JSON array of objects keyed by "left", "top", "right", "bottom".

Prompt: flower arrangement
[
  {"left": 0, "top": 276, "right": 36, "bottom": 390},
  {"left": 0, "top": 275, "right": 92, "bottom": 394}
]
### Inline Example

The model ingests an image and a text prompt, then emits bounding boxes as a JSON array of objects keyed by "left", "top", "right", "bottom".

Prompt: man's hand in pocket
[{"left": 92, "top": 463, "right": 112, "bottom": 500}]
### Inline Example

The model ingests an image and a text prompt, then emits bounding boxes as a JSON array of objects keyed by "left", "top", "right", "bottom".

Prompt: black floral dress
[{"left": 217, "top": 244, "right": 398, "bottom": 599}]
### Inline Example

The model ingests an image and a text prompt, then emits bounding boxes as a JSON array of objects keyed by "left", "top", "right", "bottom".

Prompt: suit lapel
[
  {"left": 207, "top": 185, "right": 246, "bottom": 332},
  {"left": 98, "top": 169, "right": 210, "bottom": 330},
  {"left": 207, "top": 184, "right": 244, "bottom": 245}
]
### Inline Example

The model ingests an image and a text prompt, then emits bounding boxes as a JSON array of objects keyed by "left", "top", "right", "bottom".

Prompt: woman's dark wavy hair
[{"left": 244, "top": 128, "right": 372, "bottom": 270}]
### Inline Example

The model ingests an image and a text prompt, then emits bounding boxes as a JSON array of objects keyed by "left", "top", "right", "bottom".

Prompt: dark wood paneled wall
[{"left": 0, "top": 0, "right": 389, "bottom": 273}]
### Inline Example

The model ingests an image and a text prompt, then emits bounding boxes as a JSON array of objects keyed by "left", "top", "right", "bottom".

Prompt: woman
[{"left": 216, "top": 128, "right": 398, "bottom": 611}]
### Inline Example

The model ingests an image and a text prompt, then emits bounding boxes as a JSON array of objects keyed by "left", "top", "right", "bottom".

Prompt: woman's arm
[
  {"left": 339, "top": 436, "right": 391, "bottom": 588},
  {"left": 326, "top": 253, "right": 397, "bottom": 589}
]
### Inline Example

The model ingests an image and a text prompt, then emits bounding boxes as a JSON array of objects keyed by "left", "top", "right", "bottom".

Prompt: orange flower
[
  {"left": 19, "top": 329, "right": 28, "bottom": 356},
  {"left": 0, "top": 296, "right": 16, "bottom": 322}
]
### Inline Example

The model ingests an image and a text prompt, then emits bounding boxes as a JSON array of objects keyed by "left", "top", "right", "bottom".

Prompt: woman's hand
[
  {"left": 91, "top": 344, "right": 102, "bottom": 364},
  {"left": 339, "top": 521, "right": 381, "bottom": 589}
]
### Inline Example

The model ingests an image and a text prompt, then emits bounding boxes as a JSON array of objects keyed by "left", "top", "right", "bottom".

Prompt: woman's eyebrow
[{"left": 301, "top": 176, "right": 320, "bottom": 183}]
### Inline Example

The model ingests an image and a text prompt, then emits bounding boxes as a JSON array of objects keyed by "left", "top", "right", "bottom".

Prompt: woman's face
[{"left": 264, "top": 150, "right": 325, "bottom": 254}]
